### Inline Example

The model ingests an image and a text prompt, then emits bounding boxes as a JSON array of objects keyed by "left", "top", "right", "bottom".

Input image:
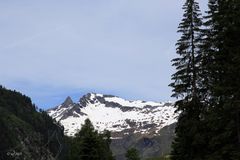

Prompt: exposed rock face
[
  {"left": 111, "top": 124, "right": 176, "bottom": 160},
  {"left": 48, "top": 93, "right": 178, "bottom": 159}
]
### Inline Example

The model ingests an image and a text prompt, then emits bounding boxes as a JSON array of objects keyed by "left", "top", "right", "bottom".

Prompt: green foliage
[
  {"left": 125, "top": 148, "right": 140, "bottom": 160},
  {"left": 169, "top": 0, "right": 205, "bottom": 159},
  {"left": 169, "top": 0, "right": 203, "bottom": 103},
  {"left": 200, "top": 0, "right": 240, "bottom": 159},
  {"left": 67, "top": 118, "right": 115, "bottom": 160},
  {"left": 0, "top": 86, "right": 66, "bottom": 160},
  {"left": 145, "top": 155, "right": 171, "bottom": 160},
  {"left": 170, "top": 0, "right": 240, "bottom": 159},
  {"left": 0, "top": 86, "right": 116, "bottom": 160}
]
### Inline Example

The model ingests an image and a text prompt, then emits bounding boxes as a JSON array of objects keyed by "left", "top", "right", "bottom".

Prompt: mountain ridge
[
  {"left": 47, "top": 93, "right": 178, "bottom": 159},
  {"left": 47, "top": 93, "right": 178, "bottom": 137}
]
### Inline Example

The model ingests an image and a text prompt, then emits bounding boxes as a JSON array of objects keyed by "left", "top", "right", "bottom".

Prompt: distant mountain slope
[
  {"left": 0, "top": 86, "right": 66, "bottom": 160},
  {"left": 48, "top": 93, "right": 177, "bottom": 136},
  {"left": 48, "top": 93, "right": 179, "bottom": 159}
]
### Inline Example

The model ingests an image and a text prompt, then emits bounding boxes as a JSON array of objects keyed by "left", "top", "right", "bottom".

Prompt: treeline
[{"left": 170, "top": 0, "right": 240, "bottom": 160}]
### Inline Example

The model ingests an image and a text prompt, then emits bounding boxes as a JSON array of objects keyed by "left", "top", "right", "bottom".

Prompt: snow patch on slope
[
  {"left": 104, "top": 96, "right": 162, "bottom": 108},
  {"left": 48, "top": 93, "right": 178, "bottom": 137}
]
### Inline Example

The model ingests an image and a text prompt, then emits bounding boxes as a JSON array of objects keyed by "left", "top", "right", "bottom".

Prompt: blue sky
[{"left": 0, "top": 0, "right": 208, "bottom": 109}]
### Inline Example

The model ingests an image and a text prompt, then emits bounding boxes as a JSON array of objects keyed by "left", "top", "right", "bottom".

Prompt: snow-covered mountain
[{"left": 48, "top": 93, "right": 178, "bottom": 137}]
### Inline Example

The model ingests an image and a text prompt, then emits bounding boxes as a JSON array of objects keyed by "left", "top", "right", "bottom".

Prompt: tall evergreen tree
[
  {"left": 170, "top": 0, "right": 202, "bottom": 103},
  {"left": 170, "top": 0, "right": 240, "bottom": 159},
  {"left": 67, "top": 119, "right": 115, "bottom": 160},
  {"left": 201, "top": 0, "right": 240, "bottom": 159},
  {"left": 199, "top": 0, "right": 219, "bottom": 105},
  {"left": 169, "top": 0, "right": 204, "bottom": 159}
]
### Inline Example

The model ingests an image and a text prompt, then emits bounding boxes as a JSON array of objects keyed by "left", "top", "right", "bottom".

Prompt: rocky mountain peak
[
  {"left": 62, "top": 96, "right": 74, "bottom": 107},
  {"left": 47, "top": 93, "right": 178, "bottom": 159},
  {"left": 48, "top": 93, "right": 178, "bottom": 137}
]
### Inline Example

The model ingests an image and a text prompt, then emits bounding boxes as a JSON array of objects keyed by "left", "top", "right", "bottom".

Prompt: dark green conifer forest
[
  {"left": 0, "top": 85, "right": 66, "bottom": 160},
  {"left": 0, "top": 86, "right": 114, "bottom": 160},
  {"left": 170, "top": 0, "right": 240, "bottom": 159}
]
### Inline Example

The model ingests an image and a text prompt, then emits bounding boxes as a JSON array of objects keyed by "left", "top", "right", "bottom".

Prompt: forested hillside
[
  {"left": 0, "top": 86, "right": 66, "bottom": 160},
  {"left": 0, "top": 86, "right": 114, "bottom": 160}
]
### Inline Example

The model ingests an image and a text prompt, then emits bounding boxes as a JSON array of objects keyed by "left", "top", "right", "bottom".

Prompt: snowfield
[{"left": 48, "top": 93, "right": 178, "bottom": 137}]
